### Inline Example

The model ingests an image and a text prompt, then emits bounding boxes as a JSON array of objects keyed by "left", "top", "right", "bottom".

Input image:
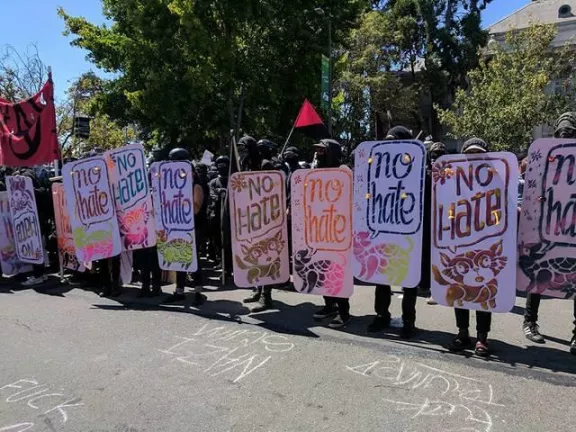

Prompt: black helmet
[
  {"left": 215, "top": 155, "right": 230, "bottom": 166},
  {"left": 168, "top": 147, "right": 190, "bottom": 161},
  {"left": 314, "top": 139, "right": 342, "bottom": 168}
]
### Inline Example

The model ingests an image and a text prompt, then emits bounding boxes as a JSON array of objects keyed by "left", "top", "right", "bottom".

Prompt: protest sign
[
  {"left": 200, "top": 150, "right": 214, "bottom": 165},
  {"left": 107, "top": 143, "right": 156, "bottom": 251},
  {"left": 150, "top": 161, "right": 197, "bottom": 272},
  {"left": 430, "top": 152, "right": 518, "bottom": 312},
  {"left": 6, "top": 176, "right": 44, "bottom": 265},
  {"left": 0, "top": 192, "right": 32, "bottom": 276},
  {"left": 229, "top": 171, "right": 290, "bottom": 287},
  {"left": 52, "top": 183, "right": 85, "bottom": 272},
  {"left": 290, "top": 167, "right": 354, "bottom": 298},
  {"left": 518, "top": 139, "right": 576, "bottom": 299},
  {"left": 63, "top": 156, "right": 122, "bottom": 262},
  {"left": 352, "top": 140, "right": 426, "bottom": 287}
]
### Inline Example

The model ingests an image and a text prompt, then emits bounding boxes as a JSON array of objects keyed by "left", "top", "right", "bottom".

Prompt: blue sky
[{"left": 2, "top": 0, "right": 529, "bottom": 101}]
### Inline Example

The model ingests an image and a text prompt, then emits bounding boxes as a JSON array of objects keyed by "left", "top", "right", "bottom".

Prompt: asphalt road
[{"left": 1, "top": 276, "right": 576, "bottom": 432}]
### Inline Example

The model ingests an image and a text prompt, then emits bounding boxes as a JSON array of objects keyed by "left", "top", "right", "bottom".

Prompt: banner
[
  {"left": 52, "top": 183, "right": 85, "bottom": 272},
  {"left": 150, "top": 161, "right": 197, "bottom": 272},
  {"left": 63, "top": 156, "right": 122, "bottom": 262},
  {"left": 0, "top": 78, "right": 60, "bottom": 167},
  {"left": 352, "top": 140, "right": 426, "bottom": 287},
  {"left": 6, "top": 176, "right": 44, "bottom": 265},
  {"left": 106, "top": 143, "right": 156, "bottom": 251},
  {"left": 229, "top": 171, "right": 290, "bottom": 287},
  {"left": 290, "top": 167, "right": 354, "bottom": 298},
  {"left": 430, "top": 152, "right": 518, "bottom": 312},
  {"left": 0, "top": 192, "right": 32, "bottom": 276},
  {"left": 518, "top": 139, "right": 576, "bottom": 298}
]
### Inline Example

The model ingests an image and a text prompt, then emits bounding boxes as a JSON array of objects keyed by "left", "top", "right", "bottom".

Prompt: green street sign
[{"left": 321, "top": 54, "right": 330, "bottom": 110}]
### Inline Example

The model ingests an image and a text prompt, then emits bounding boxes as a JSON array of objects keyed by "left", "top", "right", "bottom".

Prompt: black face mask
[
  {"left": 217, "top": 163, "right": 229, "bottom": 177},
  {"left": 557, "top": 128, "right": 576, "bottom": 139},
  {"left": 315, "top": 151, "right": 329, "bottom": 168}
]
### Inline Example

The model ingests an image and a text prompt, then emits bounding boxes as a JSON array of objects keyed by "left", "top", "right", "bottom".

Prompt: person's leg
[
  {"left": 475, "top": 311, "right": 492, "bottom": 357},
  {"left": 328, "top": 298, "right": 351, "bottom": 328},
  {"left": 523, "top": 293, "right": 544, "bottom": 343},
  {"left": 148, "top": 247, "right": 162, "bottom": 295},
  {"left": 313, "top": 296, "right": 339, "bottom": 319},
  {"left": 22, "top": 264, "right": 47, "bottom": 286},
  {"left": 368, "top": 285, "right": 392, "bottom": 332},
  {"left": 110, "top": 256, "right": 122, "bottom": 296},
  {"left": 401, "top": 287, "right": 418, "bottom": 338},
  {"left": 251, "top": 286, "right": 273, "bottom": 312},
  {"left": 136, "top": 249, "right": 151, "bottom": 296},
  {"left": 571, "top": 299, "right": 576, "bottom": 355},
  {"left": 449, "top": 308, "right": 473, "bottom": 351}
]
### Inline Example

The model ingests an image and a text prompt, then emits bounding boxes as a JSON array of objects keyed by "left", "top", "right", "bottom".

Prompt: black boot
[
  {"left": 251, "top": 287, "right": 273, "bottom": 312},
  {"left": 243, "top": 287, "right": 262, "bottom": 303}
]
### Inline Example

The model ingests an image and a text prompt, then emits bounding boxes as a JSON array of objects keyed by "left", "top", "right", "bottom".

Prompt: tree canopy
[
  {"left": 437, "top": 23, "right": 576, "bottom": 152},
  {"left": 59, "top": 0, "right": 365, "bottom": 156}
]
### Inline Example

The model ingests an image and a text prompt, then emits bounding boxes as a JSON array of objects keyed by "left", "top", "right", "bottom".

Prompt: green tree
[
  {"left": 337, "top": 1, "right": 492, "bottom": 144},
  {"left": 335, "top": 10, "right": 419, "bottom": 145},
  {"left": 59, "top": 72, "right": 137, "bottom": 156},
  {"left": 437, "top": 23, "right": 576, "bottom": 152},
  {"left": 58, "top": 0, "right": 365, "bottom": 156}
]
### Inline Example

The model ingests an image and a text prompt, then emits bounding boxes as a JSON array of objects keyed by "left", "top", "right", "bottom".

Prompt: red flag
[
  {"left": 0, "top": 78, "right": 60, "bottom": 167},
  {"left": 294, "top": 99, "right": 331, "bottom": 140}
]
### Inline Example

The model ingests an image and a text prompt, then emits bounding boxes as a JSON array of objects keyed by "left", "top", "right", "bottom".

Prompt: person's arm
[{"left": 193, "top": 184, "right": 204, "bottom": 215}]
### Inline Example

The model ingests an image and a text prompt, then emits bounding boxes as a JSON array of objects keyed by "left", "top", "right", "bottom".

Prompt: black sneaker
[
  {"left": 475, "top": 334, "right": 490, "bottom": 357},
  {"left": 163, "top": 293, "right": 186, "bottom": 304},
  {"left": 138, "top": 289, "right": 152, "bottom": 298},
  {"left": 448, "top": 332, "right": 473, "bottom": 352},
  {"left": 328, "top": 314, "right": 351, "bottom": 329},
  {"left": 400, "top": 323, "right": 417, "bottom": 339},
  {"left": 571, "top": 337, "right": 576, "bottom": 356},
  {"left": 191, "top": 293, "right": 207, "bottom": 307},
  {"left": 523, "top": 322, "right": 545, "bottom": 344},
  {"left": 313, "top": 305, "right": 338, "bottom": 320},
  {"left": 367, "top": 315, "right": 390, "bottom": 333},
  {"left": 243, "top": 289, "right": 261, "bottom": 304}
]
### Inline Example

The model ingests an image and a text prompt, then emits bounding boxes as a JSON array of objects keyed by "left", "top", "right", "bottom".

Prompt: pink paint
[
  {"left": 52, "top": 184, "right": 85, "bottom": 272},
  {"left": 106, "top": 144, "right": 156, "bottom": 251},
  {"left": 430, "top": 152, "right": 518, "bottom": 312},
  {"left": 352, "top": 140, "right": 426, "bottom": 287},
  {"left": 290, "top": 167, "right": 354, "bottom": 298},
  {"left": 518, "top": 139, "right": 576, "bottom": 299}
]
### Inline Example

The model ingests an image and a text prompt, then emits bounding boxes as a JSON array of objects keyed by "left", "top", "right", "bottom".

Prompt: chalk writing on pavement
[
  {"left": 0, "top": 378, "right": 84, "bottom": 431},
  {"left": 345, "top": 356, "right": 505, "bottom": 432},
  {"left": 158, "top": 323, "right": 295, "bottom": 383}
]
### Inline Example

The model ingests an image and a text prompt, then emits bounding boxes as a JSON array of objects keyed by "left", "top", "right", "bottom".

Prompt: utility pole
[{"left": 315, "top": 7, "right": 332, "bottom": 136}]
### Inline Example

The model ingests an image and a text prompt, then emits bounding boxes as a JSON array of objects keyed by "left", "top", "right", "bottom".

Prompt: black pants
[
  {"left": 525, "top": 293, "right": 576, "bottom": 335},
  {"left": 324, "top": 296, "right": 350, "bottom": 319},
  {"left": 455, "top": 308, "right": 491, "bottom": 334},
  {"left": 374, "top": 285, "right": 417, "bottom": 324},
  {"left": 100, "top": 256, "right": 121, "bottom": 289},
  {"left": 33, "top": 264, "right": 45, "bottom": 278},
  {"left": 135, "top": 247, "right": 161, "bottom": 290}
]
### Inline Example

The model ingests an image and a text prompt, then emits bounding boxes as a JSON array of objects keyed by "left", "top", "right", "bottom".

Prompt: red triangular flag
[
  {"left": 295, "top": 99, "right": 324, "bottom": 128},
  {"left": 293, "top": 99, "right": 331, "bottom": 140}
]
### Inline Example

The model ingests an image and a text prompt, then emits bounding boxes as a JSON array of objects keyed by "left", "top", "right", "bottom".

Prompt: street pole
[{"left": 327, "top": 17, "right": 332, "bottom": 136}]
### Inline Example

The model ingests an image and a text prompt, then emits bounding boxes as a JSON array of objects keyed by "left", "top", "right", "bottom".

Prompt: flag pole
[{"left": 279, "top": 123, "right": 296, "bottom": 158}]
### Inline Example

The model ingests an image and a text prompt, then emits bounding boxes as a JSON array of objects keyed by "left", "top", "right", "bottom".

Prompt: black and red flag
[
  {"left": 0, "top": 74, "right": 60, "bottom": 167},
  {"left": 294, "top": 99, "right": 331, "bottom": 141}
]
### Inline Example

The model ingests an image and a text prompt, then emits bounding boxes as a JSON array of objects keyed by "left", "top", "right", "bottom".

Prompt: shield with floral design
[{"left": 229, "top": 171, "right": 289, "bottom": 287}]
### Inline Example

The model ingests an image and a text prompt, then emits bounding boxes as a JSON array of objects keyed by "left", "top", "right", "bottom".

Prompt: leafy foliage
[
  {"left": 59, "top": 0, "right": 365, "bottom": 156},
  {"left": 437, "top": 23, "right": 576, "bottom": 152},
  {"left": 58, "top": 72, "right": 137, "bottom": 156}
]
